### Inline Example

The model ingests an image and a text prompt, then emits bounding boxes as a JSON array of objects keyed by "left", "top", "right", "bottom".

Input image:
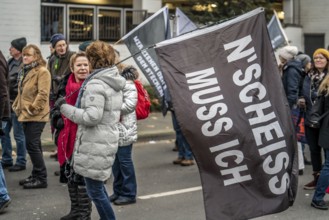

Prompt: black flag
[
  {"left": 121, "top": 7, "right": 171, "bottom": 101},
  {"left": 267, "top": 10, "right": 289, "bottom": 49},
  {"left": 155, "top": 8, "right": 298, "bottom": 220}
]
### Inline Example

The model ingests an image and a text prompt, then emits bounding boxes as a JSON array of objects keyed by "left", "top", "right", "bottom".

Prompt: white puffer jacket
[
  {"left": 117, "top": 80, "right": 138, "bottom": 146},
  {"left": 60, "top": 67, "right": 125, "bottom": 181}
]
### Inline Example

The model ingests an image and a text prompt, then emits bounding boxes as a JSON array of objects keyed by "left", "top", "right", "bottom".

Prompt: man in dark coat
[
  {"left": 1, "top": 37, "right": 27, "bottom": 172},
  {"left": 0, "top": 51, "right": 11, "bottom": 133},
  {"left": 0, "top": 49, "right": 12, "bottom": 213}
]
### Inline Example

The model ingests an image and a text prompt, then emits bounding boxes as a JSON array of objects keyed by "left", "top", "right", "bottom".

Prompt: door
[{"left": 304, "top": 34, "right": 325, "bottom": 57}]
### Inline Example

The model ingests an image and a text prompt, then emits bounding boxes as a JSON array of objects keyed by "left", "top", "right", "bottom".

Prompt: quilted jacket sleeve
[{"left": 121, "top": 80, "right": 137, "bottom": 115}]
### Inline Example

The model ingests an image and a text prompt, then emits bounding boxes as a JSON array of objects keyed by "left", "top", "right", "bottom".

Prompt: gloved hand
[{"left": 55, "top": 97, "right": 67, "bottom": 109}]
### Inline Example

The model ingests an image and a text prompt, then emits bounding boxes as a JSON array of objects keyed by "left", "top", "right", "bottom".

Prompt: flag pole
[{"left": 114, "top": 39, "right": 122, "bottom": 45}]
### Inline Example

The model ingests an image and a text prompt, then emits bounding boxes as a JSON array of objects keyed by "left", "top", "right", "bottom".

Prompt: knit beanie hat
[
  {"left": 313, "top": 48, "right": 329, "bottom": 60},
  {"left": 79, "top": 40, "right": 94, "bottom": 52},
  {"left": 11, "top": 37, "right": 27, "bottom": 52},
  {"left": 50, "top": 33, "right": 66, "bottom": 48},
  {"left": 278, "top": 45, "right": 298, "bottom": 61},
  {"left": 296, "top": 53, "right": 311, "bottom": 68}
]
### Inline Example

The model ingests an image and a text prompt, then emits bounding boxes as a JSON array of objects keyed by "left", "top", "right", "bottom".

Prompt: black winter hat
[
  {"left": 50, "top": 33, "right": 66, "bottom": 48},
  {"left": 11, "top": 37, "right": 27, "bottom": 52}
]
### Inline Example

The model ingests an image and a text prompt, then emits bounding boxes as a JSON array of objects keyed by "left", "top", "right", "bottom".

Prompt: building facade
[
  {"left": 0, "top": 0, "right": 161, "bottom": 59},
  {"left": 283, "top": 0, "right": 329, "bottom": 55}
]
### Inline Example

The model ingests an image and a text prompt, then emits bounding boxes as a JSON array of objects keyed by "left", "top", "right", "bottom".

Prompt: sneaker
[
  {"left": 0, "top": 199, "right": 11, "bottom": 213},
  {"left": 173, "top": 158, "right": 184, "bottom": 165},
  {"left": 311, "top": 200, "right": 328, "bottom": 210},
  {"left": 8, "top": 164, "right": 26, "bottom": 172},
  {"left": 181, "top": 159, "right": 194, "bottom": 166}
]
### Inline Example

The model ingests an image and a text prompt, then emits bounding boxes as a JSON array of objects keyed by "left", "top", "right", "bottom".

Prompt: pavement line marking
[{"left": 138, "top": 186, "right": 202, "bottom": 200}]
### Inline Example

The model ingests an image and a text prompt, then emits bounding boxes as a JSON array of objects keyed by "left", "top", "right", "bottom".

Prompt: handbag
[{"left": 309, "top": 94, "right": 329, "bottom": 128}]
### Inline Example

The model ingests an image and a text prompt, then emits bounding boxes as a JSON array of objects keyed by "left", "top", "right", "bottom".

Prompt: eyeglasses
[{"left": 23, "top": 53, "right": 33, "bottom": 57}]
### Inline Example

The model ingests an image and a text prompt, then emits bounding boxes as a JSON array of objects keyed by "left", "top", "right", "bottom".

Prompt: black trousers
[
  {"left": 305, "top": 125, "right": 323, "bottom": 172},
  {"left": 23, "top": 122, "right": 47, "bottom": 182}
]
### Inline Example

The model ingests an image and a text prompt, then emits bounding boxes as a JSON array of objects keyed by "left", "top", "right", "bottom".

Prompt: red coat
[{"left": 57, "top": 73, "right": 84, "bottom": 166}]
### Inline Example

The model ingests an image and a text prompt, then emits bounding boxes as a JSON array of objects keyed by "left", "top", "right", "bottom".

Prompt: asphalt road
[{"left": 2, "top": 140, "right": 329, "bottom": 220}]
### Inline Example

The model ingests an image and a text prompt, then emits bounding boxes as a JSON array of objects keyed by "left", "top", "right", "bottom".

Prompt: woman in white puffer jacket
[{"left": 110, "top": 66, "right": 139, "bottom": 206}]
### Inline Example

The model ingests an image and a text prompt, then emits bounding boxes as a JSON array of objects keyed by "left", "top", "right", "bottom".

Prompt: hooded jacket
[
  {"left": 282, "top": 59, "right": 303, "bottom": 109},
  {"left": 60, "top": 67, "right": 125, "bottom": 181}
]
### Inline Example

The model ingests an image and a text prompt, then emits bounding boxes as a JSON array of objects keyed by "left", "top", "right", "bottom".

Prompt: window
[
  {"left": 98, "top": 8, "right": 122, "bottom": 41},
  {"left": 41, "top": 4, "right": 65, "bottom": 41},
  {"left": 68, "top": 6, "right": 95, "bottom": 41},
  {"left": 41, "top": 3, "right": 147, "bottom": 42}
]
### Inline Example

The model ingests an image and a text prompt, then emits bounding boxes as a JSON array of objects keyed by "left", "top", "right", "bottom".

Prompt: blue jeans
[
  {"left": 0, "top": 164, "right": 10, "bottom": 202},
  {"left": 112, "top": 144, "right": 137, "bottom": 199},
  {"left": 171, "top": 111, "right": 193, "bottom": 160},
  {"left": 84, "top": 177, "right": 115, "bottom": 220},
  {"left": 1, "top": 112, "right": 26, "bottom": 166},
  {"left": 312, "top": 149, "right": 329, "bottom": 202}
]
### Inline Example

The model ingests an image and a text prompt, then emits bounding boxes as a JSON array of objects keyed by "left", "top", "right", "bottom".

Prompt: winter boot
[
  {"left": 76, "top": 185, "right": 92, "bottom": 220},
  {"left": 60, "top": 183, "right": 79, "bottom": 220},
  {"left": 304, "top": 172, "right": 320, "bottom": 190}
]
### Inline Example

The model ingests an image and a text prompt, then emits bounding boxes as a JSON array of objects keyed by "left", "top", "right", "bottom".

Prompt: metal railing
[{"left": 41, "top": 3, "right": 147, "bottom": 43}]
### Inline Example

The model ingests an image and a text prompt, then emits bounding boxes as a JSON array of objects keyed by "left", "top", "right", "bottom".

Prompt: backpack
[{"left": 134, "top": 80, "right": 151, "bottom": 120}]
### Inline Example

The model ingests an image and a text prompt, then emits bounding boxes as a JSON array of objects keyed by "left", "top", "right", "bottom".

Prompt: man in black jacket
[
  {"left": 0, "top": 49, "right": 12, "bottom": 213},
  {"left": 0, "top": 38, "right": 27, "bottom": 172}
]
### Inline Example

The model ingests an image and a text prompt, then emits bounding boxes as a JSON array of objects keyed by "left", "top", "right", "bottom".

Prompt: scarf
[
  {"left": 310, "top": 70, "right": 326, "bottom": 92},
  {"left": 57, "top": 73, "right": 85, "bottom": 166},
  {"left": 18, "top": 61, "right": 39, "bottom": 92}
]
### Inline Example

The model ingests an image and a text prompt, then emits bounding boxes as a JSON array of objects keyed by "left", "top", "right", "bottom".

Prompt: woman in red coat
[{"left": 51, "top": 52, "right": 92, "bottom": 219}]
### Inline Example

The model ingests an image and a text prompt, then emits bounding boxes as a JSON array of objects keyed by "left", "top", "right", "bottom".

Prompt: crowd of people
[
  {"left": 0, "top": 33, "right": 195, "bottom": 219},
  {"left": 278, "top": 45, "right": 329, "bottom": 210},
  {"left": 0, "top": 35, "right": 151, "bottom": 219},
  {"left": 1, "top": 33, "right": 329, "bottom": 218}
]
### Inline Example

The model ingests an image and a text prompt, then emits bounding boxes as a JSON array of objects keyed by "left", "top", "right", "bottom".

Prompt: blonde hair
[
  {"left": 22, "top": 44, "right": 46, "bottom": 67},
  {"left": 318, "top": 74, "right": 329, "bottom": 96}
]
